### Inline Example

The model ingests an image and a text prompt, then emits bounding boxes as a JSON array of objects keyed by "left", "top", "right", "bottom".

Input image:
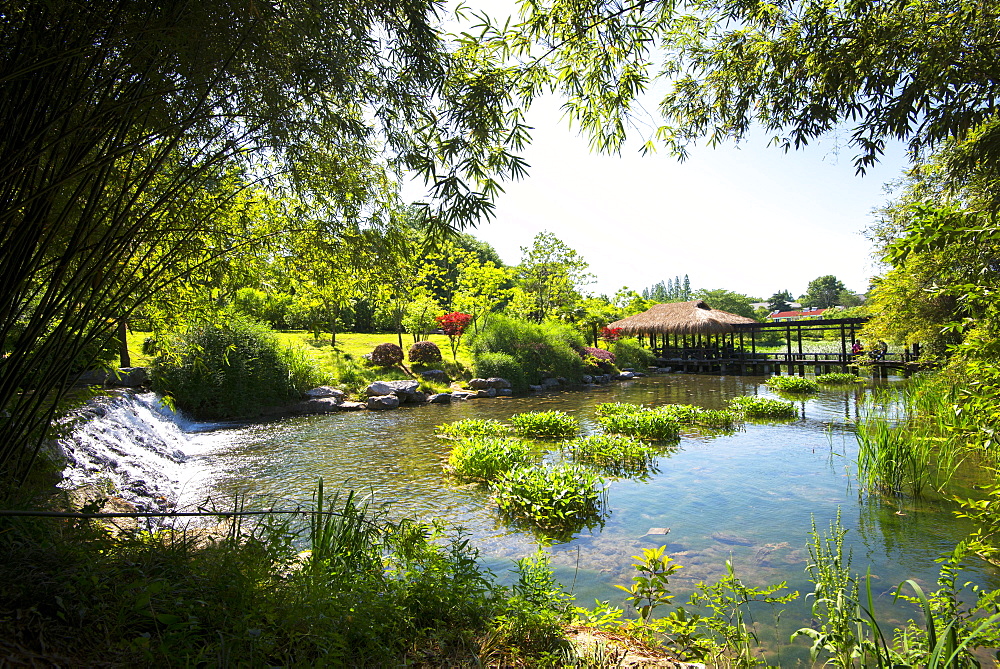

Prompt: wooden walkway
[{"left": 644, "top": 318, "right": 923, "bottom": 377}]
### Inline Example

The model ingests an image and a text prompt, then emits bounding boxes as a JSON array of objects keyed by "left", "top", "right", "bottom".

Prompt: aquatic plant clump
[
  {"left": 510, "top": 410, "right": 579, "bottom": 438},
  {"left": 816, "top": 372, "right": 866, "bottom": 385},
  {"left": 566, "top": 434, "right": 665, "bottom": 478},
  {"left": 692, "top": 409, "right": 741, "bottom": 430},
  {"left": 654, "top": 404, "right": 704, "bottom": 423},
  {"left": 436, "top": 418, "right": 511, "bottom": 440},
  {"left": 446, "top": 436, "right": 533, "bottom": 482},
  {"left": 493, "top": 463, "right": 607, "bottom": 532},
  {"left": 766, "top": 376, "right": 819, "bottom": 393},
  {"left": 595, "top": 402, "right": 645, "bottom": 416},
  {"left": 598, "top": 411, "right": 681, "bottom": 442},
  {"left": 728, "top": 395, "right": 797, "bottom": 419}
]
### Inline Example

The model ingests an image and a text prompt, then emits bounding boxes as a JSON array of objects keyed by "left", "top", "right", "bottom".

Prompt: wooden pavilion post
[
  {"left": 796, "top": 323, "right": 805, "bottom": 376},
  {"left": 840, "top": 323, "right": 848, "bottom": 372},
  {"left": 785, "top": 325, "right": 792, "bottom": 375}
]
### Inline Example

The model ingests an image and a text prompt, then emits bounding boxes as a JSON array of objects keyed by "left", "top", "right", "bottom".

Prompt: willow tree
[{"left": 0, "top": 0, "right": 529, "bottom": 487}]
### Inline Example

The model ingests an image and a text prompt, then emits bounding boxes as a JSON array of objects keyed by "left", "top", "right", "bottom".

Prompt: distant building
[{"left": 768, "top": 306, "right": 834, "bottom": 322}]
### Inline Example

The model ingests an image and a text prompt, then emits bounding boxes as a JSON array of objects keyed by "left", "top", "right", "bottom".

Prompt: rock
[
  {"left": 76, "top": 367, "right": 149, "bottom": 387},
  {"left": 295, "top": 398, "right": 344, "bottom": 414},
  {"left": 632, "top": 371, "right": 647, "bottom": 377},
  {"left": 497, "top": 388, "right": 512, "bottom": 396},
  {"left": 366, "top": 395, "right": 400, "bottom": 410},
  {"left": 407, "top": 391, "right": 428, "bottom": 404},
  {"left": 419, "top": 369, "right": 448, "bottom": 383},
  {"left": 485, "top": 377, "right": 511, "bottom": 389},
  {"left": 338, "top": 401, "right": 367, "bottom": 411},
  {"left": 529, "top": 385, "right": 543, "bottom": 392},
  {"left": 468, "top": 378, "right": 490, "bottom": 390},
  {"left": 366, "top": 380, "right": 419, "bottom": 397},
  {"left": 476, "top": 388, "right": 497, "bottom": 398},
  {"left": 304, "top": 386, "right": 345, "bottom": 400},
  {"left": 541, "top": 377, "right": 559, "bottom": 388},
  {"left": 581, "top": 374, "right": 594, "bottom": 384},
  {"left": 711, "top": 532, "right": 754, "bottom": 546},
  {"left": 451, "top": 390, "right": 477, "bottom": 400},
  {"left": 427, "top": 393, "right": 452, "bottom": 404},
  {"left": 614, "top": 371, "right": 636, "bottom": 380}
]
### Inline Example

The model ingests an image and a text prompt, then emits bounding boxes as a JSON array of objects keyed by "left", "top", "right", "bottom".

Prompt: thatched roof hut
[{"left": 607, "top": 299, "right": 756, "bottom": 335}]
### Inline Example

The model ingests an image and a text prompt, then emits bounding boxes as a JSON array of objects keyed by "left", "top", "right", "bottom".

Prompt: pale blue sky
[{"left": 456, "top": 95, "right": 910, "bottom": 301}]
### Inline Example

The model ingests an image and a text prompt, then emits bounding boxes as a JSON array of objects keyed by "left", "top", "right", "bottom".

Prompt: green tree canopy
[
  {"left": 694, "top": 289, "right": 758, "bottom": 320},
  {"left": 767, "top": 291, "right": 794, "bottom": 313},
  {"left": 515, "top": 231, "right": 593, "bottom": 322},
  {"left": 800, "top": 276, "right": 849, "bottom": 309}
]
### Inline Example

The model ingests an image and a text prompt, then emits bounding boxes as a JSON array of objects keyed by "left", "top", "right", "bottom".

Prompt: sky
[{"left": 407, "top": 93, "right": 912, "bottom": 302}]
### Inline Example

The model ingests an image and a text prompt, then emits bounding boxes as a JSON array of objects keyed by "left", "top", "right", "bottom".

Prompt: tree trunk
[{"left": 118, "top": 317, "right": 131, "bottom": 368}]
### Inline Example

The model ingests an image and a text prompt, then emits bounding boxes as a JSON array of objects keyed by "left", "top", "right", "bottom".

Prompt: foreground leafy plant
[
  {"left": 766, "top": 375, "right": 819, "bottom": 393},
  {"left": 445, "top": 437, "right": 533, "bottom": 482},
  {"left": 493, "top": 464, "right": 607, "bottom": 538},
  {"left": 509, "top": 410, "right": 579, "bottom": 438},
  {"left": 728, "top": 395, "right": 797, "bottom": 419}
]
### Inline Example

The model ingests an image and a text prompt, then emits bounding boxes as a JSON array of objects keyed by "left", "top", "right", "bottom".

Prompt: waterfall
[{"left": 57, "top": 391, "right": 221, "bottom": 511}]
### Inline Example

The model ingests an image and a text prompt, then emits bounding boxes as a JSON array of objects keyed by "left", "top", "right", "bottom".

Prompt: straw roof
[{"left": 607, "top": 299, "right": 757, "bottom": 335}]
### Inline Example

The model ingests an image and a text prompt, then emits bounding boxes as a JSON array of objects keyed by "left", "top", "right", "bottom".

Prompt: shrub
[
  {"left": 436, "top": 418, "right": 511, "bottom": 440},
  {"left": 580, "top": 346, "right": 616, "bottom": 372},
  {"left": 408, "top": 340, "right": 442, "bottom": 364},
  {"left": 728, "top": 395, "right": 797, "bottom": 418},
  {"left": 370, "top": 342, "right": 404, "bottom": 367},
  {"left": 766, "top": 375, "right": 819, "bottom": 393},
  {"left": 611, "top": 338, "right": 654, "bottom": 370},
  {"left": 493, "top": 463, "right": 607, "bottom": 536},
  {"left": 510, "top": 410, "right": 579, "bottom": 438},
  {"left": 470, "top": 315, "right": 584, "bottom": 386},
  {"left": 473, "top": 352, "right": 529, "bottom": 393},
  {"left": 598, "top": 411, "right": 681, "bottom": 442},
  {"left": 816, "top": 372, "right": 866, "bottom": 385},
  {"left": 152, "top": 319, "right": 325, "bottom": 419},
  {"left": 445, "top": 437, "right": 533, "bottom": 481}
]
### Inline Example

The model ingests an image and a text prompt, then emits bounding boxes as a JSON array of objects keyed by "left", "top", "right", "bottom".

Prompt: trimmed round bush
[
  {"left": 152, "top": 319, "right": 324, "bottom": 420},
  {"left": 473, "top": 351, "right": 529, "bottom": 393},
  {"left": 408, "top": 340, "right": 442, "bottom": 364},
  {"left": 370, "top": 342, "right": 404, "bottom": 367}
]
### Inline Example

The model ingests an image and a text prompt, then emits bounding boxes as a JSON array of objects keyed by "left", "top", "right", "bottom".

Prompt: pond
[{"left": 180, "top": 373, "right": 999, "bottom": 663}]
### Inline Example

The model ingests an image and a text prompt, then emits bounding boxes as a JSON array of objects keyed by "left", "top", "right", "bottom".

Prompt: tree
[
  {"left": 453, "top": 257, "right": 513, "bottom": 336},
  {"left": 0, "top": 0, "right": 528, "bottom": 486},
  {"left": 515, "top": 232, "right": 593, "bottom": 322},
  {"left": 800, "top": 276, "right": 849, "bottom": 309},
  {"left": 694, "top": 289, "right": 757, "bottom": 319},
  {"left": 767, "top": 291, "right": 794, "bottom": 313},
  {"left": 495, "top": 0, "right": 1000, "bottom": 193}
]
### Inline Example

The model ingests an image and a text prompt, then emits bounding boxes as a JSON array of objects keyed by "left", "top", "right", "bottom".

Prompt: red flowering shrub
[
  {"left": 599, "top": 326, "right": 624, "bottom": 344},
  {"left": 370, "top": 342, "right": 404, "bottom": 367},
  {"left": 408, "top": 340, "right": 442, "bottom": 364},
  {"left": 435, "top": 312, "right": 473, "bottom": 361}
]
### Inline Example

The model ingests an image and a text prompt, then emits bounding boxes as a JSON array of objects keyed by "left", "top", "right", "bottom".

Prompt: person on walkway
[
  {"left": 851, "top": 341, "right": 864, "bottom": 360},
  {"left": 873, "top": 340, "right": 888, "bottom": 361}
]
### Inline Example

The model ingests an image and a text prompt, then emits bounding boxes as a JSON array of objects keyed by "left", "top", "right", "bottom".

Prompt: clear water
[{"left": 178, "top": 374, "right": 1000, "bottom": 663}]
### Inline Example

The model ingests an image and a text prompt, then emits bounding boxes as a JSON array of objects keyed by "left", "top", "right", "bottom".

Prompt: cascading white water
[{"left": 57, "top": 391, "right": 219, "bottom": 511}]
